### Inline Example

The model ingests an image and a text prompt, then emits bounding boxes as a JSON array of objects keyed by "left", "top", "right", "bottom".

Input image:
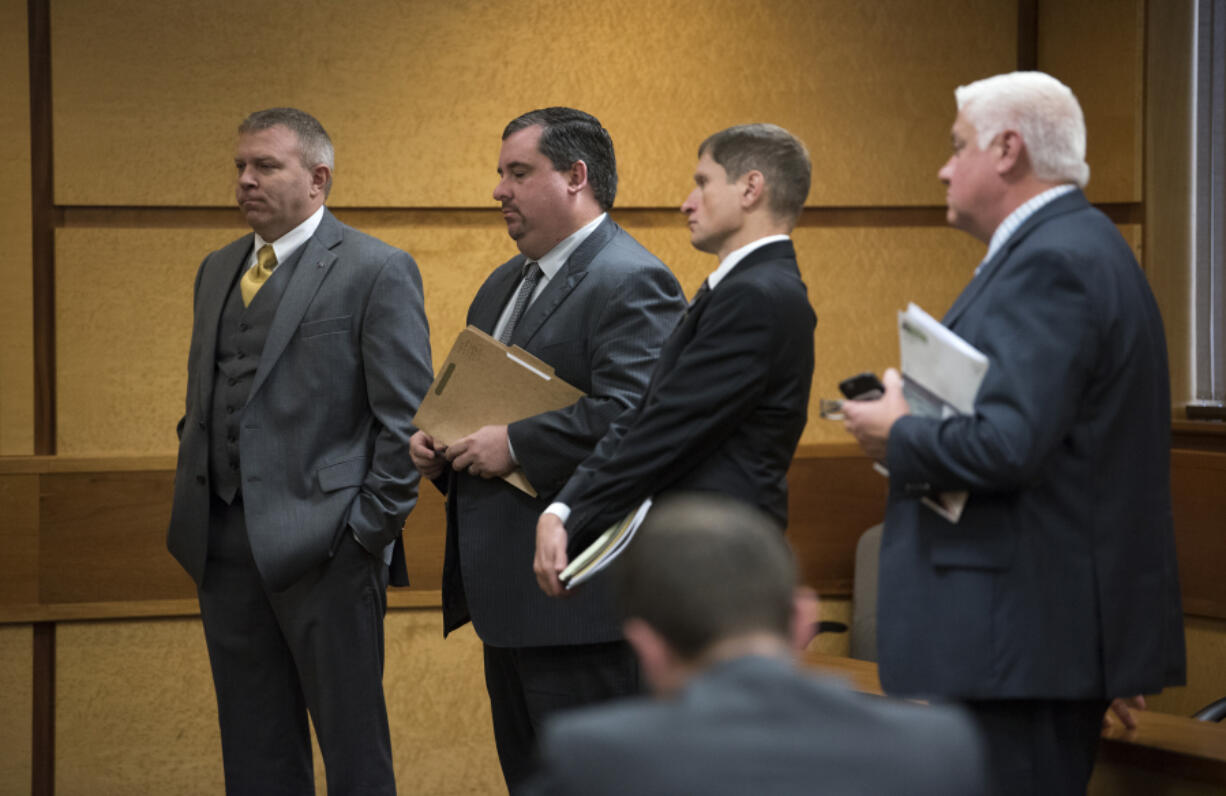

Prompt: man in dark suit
[
  {"left": 166, "top": 107, "right": 432, "bottom": 794},
  {"left": 525, "top": 494, "right": 989, "bottom": 796},
  {"left": 408, "top": 107, "right": 684, "bottom": 791},
  {"left": 534, "top": 123, "right": 817, "bottom": 595},
  {"left": 843, "top": 71, "right": 1186, "bottom": 795}
]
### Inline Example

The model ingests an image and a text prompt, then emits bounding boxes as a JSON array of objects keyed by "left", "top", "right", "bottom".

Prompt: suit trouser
[
  {"left": 962, "top": 698, "right": 1110, "bottom": 796},
  {"left": 198, "top": 493, "right": 395, "bottom": 796},
  {"left": 483, "top": 640, "right": 639, "bottom": 793}
]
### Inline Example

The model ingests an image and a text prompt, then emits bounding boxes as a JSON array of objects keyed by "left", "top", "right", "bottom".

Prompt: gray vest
[{"left": 209, "top": 244, "right": 303, "bottom": 502}]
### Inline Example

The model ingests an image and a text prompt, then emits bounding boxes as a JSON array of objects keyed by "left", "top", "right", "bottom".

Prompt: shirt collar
[
  {"left": 533, "top": 212, "right": 607, "bottom": 279},
  {"left": 707, "top": 234, "right": 790, "bottom": 290},
  {"left": 980, "top": 184, "right": 1077, "bottom": 272},
  {"left": 252, "top": 205, "right": 326, "bottom": 266}
]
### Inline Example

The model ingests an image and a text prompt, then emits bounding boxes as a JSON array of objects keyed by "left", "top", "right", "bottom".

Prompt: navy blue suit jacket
[{"left": 879, "top": 190, "right": 1185, "bottom": 700}]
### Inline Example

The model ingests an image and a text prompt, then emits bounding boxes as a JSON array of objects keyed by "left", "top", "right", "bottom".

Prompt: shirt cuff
[
  {"left": 506, "top": 435, "right": 519, "bottom": 465},
  {"left": 543, "top": 503, "right": 571, "bottom": 524}
]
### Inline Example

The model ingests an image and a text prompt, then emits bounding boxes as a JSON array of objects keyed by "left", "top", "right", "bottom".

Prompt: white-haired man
[{"left": 843, "top": 71, "right": 1185, "bottom": 795}]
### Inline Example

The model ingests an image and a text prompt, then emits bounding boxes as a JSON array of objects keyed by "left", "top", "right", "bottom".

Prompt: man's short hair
[
  {"left": 697, "top": 124, "right": 811, "bottom": 226},
  {"left": 955, "top": 71, "right": 1090, "bottom": 188},
  {"left": 239, "top": 107, "right": 335, "bottom": 195},
  {"left": 502, "top": 107, "right": 618, "bottom": 211},
  {"left": 614, "top": 494, "right": 796, "bottom": 660}
]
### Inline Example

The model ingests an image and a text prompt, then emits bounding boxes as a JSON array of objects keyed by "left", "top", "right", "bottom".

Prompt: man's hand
[
  {"left": 409, "top": 430, "right": 447, "bottom": 480},
  {"left": 842, "top": 368, "right": 910, "bottom": 460},
  {"left": 534, "top": 513, "right": 570, "bottom": 598},
  {"left": 1103, "top": 695, "right": 1146, "bottom": 730},
  {"left": 445, "top": 425, "right": 515, "bottom": 479}
]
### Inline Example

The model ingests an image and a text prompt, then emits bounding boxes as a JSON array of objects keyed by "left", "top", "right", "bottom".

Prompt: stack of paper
[
  {"left": 561, "top": 498, "right": 653, "bottom": 589},
  {"left": 895, "top": 303, "right": 990, "bottom": 523}
]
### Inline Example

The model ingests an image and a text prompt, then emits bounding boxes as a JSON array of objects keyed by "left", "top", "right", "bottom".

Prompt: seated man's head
[{"left": 614, "top": 494, "right": 817, "bottom": 695}]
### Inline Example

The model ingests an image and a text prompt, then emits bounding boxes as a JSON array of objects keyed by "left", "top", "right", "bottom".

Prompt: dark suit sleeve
[
  {"left": 345, "top": 249, "right": 434, "bottom": 548},
  {"left": 508, "top": 262, "right": 684, "bottom": 497},
  {"left": 177, "top": 254, "right": 211, "bottom": 442},
  {"left": 559, "top": 276, "right": 796, "bottom": 539},
  {"left": 887, "top": 245, "right": 1094, "bottom": 493}
]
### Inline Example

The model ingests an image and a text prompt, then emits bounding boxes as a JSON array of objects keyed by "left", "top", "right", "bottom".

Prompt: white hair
[{"left": 955, "top": 71, "right": 1090, "bottom": 188}]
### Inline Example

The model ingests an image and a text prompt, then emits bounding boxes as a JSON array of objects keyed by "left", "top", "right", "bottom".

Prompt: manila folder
[{"left": 412, "top": 325, "right": 584, "bottom": 497}]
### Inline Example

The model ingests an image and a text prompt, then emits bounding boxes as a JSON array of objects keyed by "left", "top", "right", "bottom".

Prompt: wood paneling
[
  {"left": 49, "top": 0, "right": 1015, "bottom": 209},
  {"left": 4, "top": 441, "right": 1222, "bottom": 615},
  {"left": 0, "top": 625, "right": 33, "bottom": 796},
  {"left": 786, "top": 448, "right": 888, "bottom": 594},
  {"left": 1038, "top": 0, "right": 1145, "bottom": 203},
  {"left": 1, "top": 0, "right": 34, "bottom": 455},
  {"left": 1171, "top": 450, "right": 1226, "bottom": 620},
  {"left": 0, "top": 472, "right": 40, "bottom": 605}
]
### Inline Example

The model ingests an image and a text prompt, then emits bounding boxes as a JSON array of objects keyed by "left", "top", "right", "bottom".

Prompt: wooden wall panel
[
  {"left": 0, "top": 473, "right": 39, "bottom": 605},
  {"left": 1171, "top": 450, "right": 1226, "bottom": 620},
  {"left": 50, "top": 0, "right": 1015, "bottom": 208},
  {"left": 1038, "top": 0, "right": 1144, "bottom": 203},
  {"left": 0, "top": 625, "right": 32, "bottom": 796},
  {"left": 38, "top": 470, "right": 194, "bottom": 604},
  {"left": 0, "top": 0, "right": 34, "bottom": 455},
  {"left": 34, "top": 465, "right": 448, "bottom": 605},
  {"left": 786, "top": 450, "right": 888, "bottom": 594}
]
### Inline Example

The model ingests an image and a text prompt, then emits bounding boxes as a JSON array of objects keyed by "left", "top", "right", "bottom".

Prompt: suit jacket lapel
[
  {"left": 471, "top": 257, "right": 525, "bottom": 334},
  {"left": 943, "top": 189, "right": 1089, "bottom": 328},
  {"left": 246, "top": 209, "right": 341, "bottom": 403},
  {"left": 195, "top": 236, "right": 253, "bottom": 412},
  {"left": 509, "top": 216, "right": 617, "bottom": 345}
]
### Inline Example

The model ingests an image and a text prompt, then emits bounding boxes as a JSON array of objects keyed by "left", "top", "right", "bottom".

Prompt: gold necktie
[{"left": 240, "top": 244, "right": 278, "bottom": 307}]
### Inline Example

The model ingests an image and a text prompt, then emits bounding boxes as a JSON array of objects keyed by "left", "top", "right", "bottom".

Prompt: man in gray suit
[
  {"left": 167, "top": 107, "right": 432, "bottom": 794},
  {"left": 409, "top": 107, "right": 685, "bottom": 791},
  {"left": 525, "top": 495, "right": 988, "bottom": 796}
]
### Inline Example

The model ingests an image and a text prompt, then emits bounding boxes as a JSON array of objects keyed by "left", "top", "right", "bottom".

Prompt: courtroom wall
[
  {"left": 19, "top": 0, "right": 1142, "bottom": 456},
  {"left": 1, "top": 1, "right": 1189, "bottom": 794}
]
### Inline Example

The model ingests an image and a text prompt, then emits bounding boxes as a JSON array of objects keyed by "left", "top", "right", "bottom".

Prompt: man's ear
[
  {"left": 566, "top": 159, "right": 590, "bottom": 195},
  {"left": 789, "top": 586, "right": 820, "bottom": 653},
  {"left": 624, "top": 617, "right": 682, "bottom": 695},
  {"left": 994, "top": 130, "right": 1028, "bottom": 178},
  {"left": 739, "top": 170, "right": 766, "bottom": 211},
  {"left": 309, "top": 163, "right": 331, "bottom": 198}
]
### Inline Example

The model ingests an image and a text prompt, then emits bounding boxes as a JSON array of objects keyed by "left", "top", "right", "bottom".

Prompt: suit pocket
[
  {"left": 927, "top": 496, "right": 1017, "bottom": 571},
  {"left": 317, "top": 456, "right": 367, "bottom": 492},
  {"left": 300, "top": 314, "right": 352, "bottom": 339}
]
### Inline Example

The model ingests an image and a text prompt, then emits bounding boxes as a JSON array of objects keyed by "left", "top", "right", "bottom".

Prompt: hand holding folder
[{"left": 412, "top": 326, "right": 584, "bottom": 497}]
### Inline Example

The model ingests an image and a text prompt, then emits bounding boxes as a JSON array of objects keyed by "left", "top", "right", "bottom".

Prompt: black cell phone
[{"left": 838, "top": 372, "right": 884, "bottom": 401}]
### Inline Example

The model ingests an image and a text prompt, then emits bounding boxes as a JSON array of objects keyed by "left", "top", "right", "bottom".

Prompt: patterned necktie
[
  {"left": 498, "top": 260, "right": 543, "bottom": 344},
  {"left": 240, "top": 244, "right": 278, "bottom": 307}
]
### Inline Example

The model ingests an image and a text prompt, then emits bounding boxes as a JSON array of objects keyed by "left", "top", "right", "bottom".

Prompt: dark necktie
[
  {"left": 499, "top": 260, "right": 543, "bottom": 344},
  {"left": 683, "top": 279, "right": 711, "bottom": 320}
]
